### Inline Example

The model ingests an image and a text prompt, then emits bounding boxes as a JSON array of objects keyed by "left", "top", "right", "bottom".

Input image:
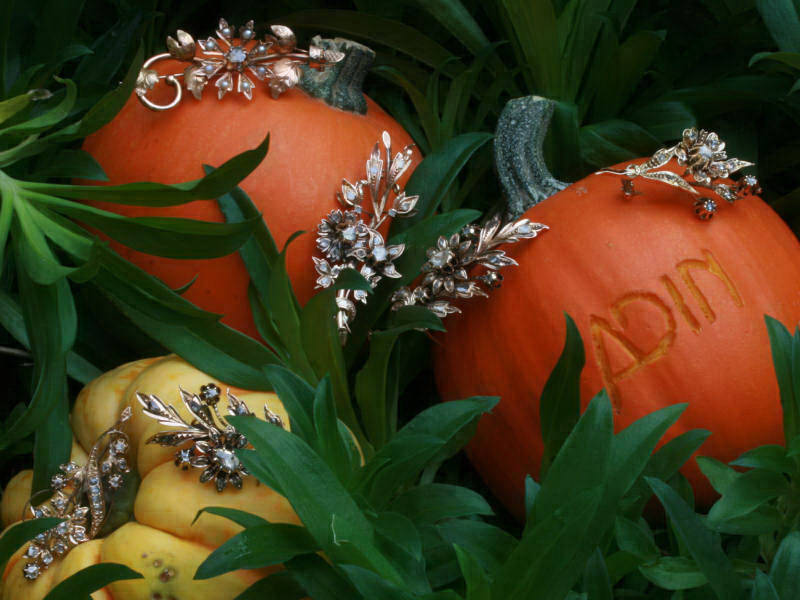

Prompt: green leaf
[
  {"left": 192, "top": 506, "right": 269, "bottom": 529},
  {"left": 524, "top": 475, "right": 540, "bottom": 519},
  {"left": 646, "top": 477, "right": 744, "bottom": 600},
  {"left": 697, "top": 456, "right": 741, "bottom": 495},
  {"left": 28, "top": 193, "right": 260, "bottom": 259},
  {"left": 43, "top": 564, "right": 142, "bottom": 599},
  {"left": 579, "top": 118, "right": 661, "bottom": 167},
  {"left": 300, "top": 286, "right": 365, "bottom": 446},
  {"left": 389, "top": 483, "right": 493, "bottom": 524},
  {"left": 530, "top": 392, "right": 614, "bottom": 529},
  {"left": 31, "top": 149, "right": 107, "bottom": 181},
  {"left": 628, "top": 101, "right": 697, "bottom": 140},
  {"left": 47, "top": 45, "right": 143, "bottom": 141},
  {"left": 411, "top": 0, "right": 491, "bottom": 56},
  {"left": 313, "top": 376, "right": 354, "bottom": 484},
  {"left": 706, "top": 505, "right": 784, "bottom": 536},
  {"left": 22, "top": 134, "right": 270, "bottom": 206},
  {"left": 751, "top": 570, "right": 780, "bottom": 600},
  {"left": 195, "top": 523, "right": 318, "bottom": 579},
  {"left": 622, "top": 428, "right": 711, "bottom": 516},
  {"left": 0, "top": 77, "right": 76, "bottom": 136},
  {"left": 234, "top": 571, "right": 306, "bottom": 600},
  {"left": 756, "top": 0, "right": 800, "bottom": 52},
  {"left": 340, "top": 564, "right": 415, "bottom": 600},
  {"left": 769, "top": 531, "right": 800, "bottom": 600},
  {"left": 0, "top": 291, "right": 100, "bottom": 384},
  {"left": 263, "top": 364, "right": 316, "bottom": 445},
  {"left": 614, "top": 517, "right": 659, "bottom": 562},
  {"left": 231, "top": 416, "right": 403, "bottom": 585},
  {"left": 765, "top": 316, "right": 799, "bottom": 442},
  {"left": 391, "top": 132, "right": 493, "bottom": 235},
  {"left": 0, "top": 92, "right": 36, "bottom": 126},
  {"left": 281, "top": 10, "right": 458, "bottom": 74},
  {"left": 491, "top": 487, "right": 605, "bottom": 600},
  {"left": 501, "top": 0, "right": 560, "bottom": 93},
  {"left": 454, "top": 545, "right": 491, "bottom": 600},
  {"left": 750, "top": 51, "right": 800, "bottom": 70},
  {"left": 539, "top": 313, "right": 584, "bottom": 478},
  {"left": 234, "top": 571, "right": 307, "bottom": 600},
  {"left": 436, "top": 519, "right": 518, "bottom": 574},
  {"left": 284, "top": 553, "right": 360, "bottom": 600},
  {"left": 730, "top": 445, "right": 796, "bottom": 474},
  {"left": 639, "top": 556, "right": 712, "bottom": 590},
  {"left": 0, "top": 518, "right": 62, "bottom": 572},
  {"left": 583, "top": 548, "right": 613, "bottom": 600},
  {"left": 93, "top": 260, "right": 278, "bottom": 391}
]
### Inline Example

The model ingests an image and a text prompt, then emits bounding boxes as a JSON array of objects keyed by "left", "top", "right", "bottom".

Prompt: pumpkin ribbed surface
[
  {"left": 434, "top": 163, "right": 800, "bottom": 520},
  {"left": 81, "top": 86, "right": 418, "bottom": 338}
]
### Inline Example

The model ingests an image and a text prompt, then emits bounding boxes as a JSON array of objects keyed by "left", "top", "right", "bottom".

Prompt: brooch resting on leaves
[
  {"left": 313, "top": 131, "right": 419, "bottom": 343},
  {"left": 22, "top": 408, "right": 132, "bottom": 581},
  {"left": 312, "top": 132, "right": 548, "bottom": 339},
  {"left": 136, "top": 18, "right": 344, "bottom": 110},
  {"left": 136, "top": 383, "right": 283, "bottom": 492}
]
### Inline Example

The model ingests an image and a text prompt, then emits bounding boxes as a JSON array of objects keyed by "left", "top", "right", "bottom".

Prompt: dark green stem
[
  {"left": 494, "top": 95, "right": 568, "bottom": 218},
  {"left": 299, "top": 37, "right": 375, "bottom": 115}
]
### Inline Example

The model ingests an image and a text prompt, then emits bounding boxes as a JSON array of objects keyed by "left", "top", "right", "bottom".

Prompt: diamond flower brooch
[
  {"left": 136, "top": 18, "right": 343, "bottom": 110},
  {"left": 596, "top": 128, "right": 760, "bottom": 219},
  {"left": 136, "top": 383, "right": 283, "bottom": 492}
]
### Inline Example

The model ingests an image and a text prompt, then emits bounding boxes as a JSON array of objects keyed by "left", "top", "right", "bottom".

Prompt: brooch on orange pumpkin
[
  {"left": 596, "top": 128, "right": 761, "bottom": 220},
  {"left": 22, "top": 408, "right": 132, "bottom": 581},
  {"left": 136, "top": 383, "right": 284, "bottom": 492},
  {"left": 136, "top": 18, "right": 344, "bottom": 111},
  {"left": 313, "top": 131, "right": 419, "bottom": 343},
  {"left": 390, "top": 216, "right": 547, "bottom": 318}
]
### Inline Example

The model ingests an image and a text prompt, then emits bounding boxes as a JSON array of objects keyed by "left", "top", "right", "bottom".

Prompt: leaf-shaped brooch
[
  {"left": 390, "top": 216, "right": 547, "bottom": 318},
  {"left": 22, "top": 408, "right": 132, "bottom": 581},
  {"left": 313, "top": 131, "right": 418, "bottom": 343},
  {"left": 596, "top": 127, "right": 760, "bottom": 220},
  {"left": 136, "top": 18, "right": 344, "bottom": 110},
  {"left": 136, "top": 383, "right": 284, "bottom": 492}
]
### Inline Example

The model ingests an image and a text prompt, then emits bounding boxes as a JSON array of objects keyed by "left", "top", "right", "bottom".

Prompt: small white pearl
[
  {"left": 220, "top": 80, "right": 230, "bottom": 89},
  {"left": 257, "top": 44, "right": 267, "bottom": 53},
  {"left": 204, "top": 64, "right": 214, "bottom": 73},
  {"left": 243, "top": 29, "right": 253, "bottom": 38},
  {"left": 222, "top": 27, "right": 231, "bottom": 36}
]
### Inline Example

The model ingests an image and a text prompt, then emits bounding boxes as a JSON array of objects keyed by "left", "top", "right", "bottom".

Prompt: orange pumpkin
[
  {"left": 1, "top": 356, "right": 297, "bottom": 599},
  {"left": 81, "top": 40, "right": 418, "bottom": 338},
  {"left": 433, "top": 160, "right": 800, "bottom": 520}
]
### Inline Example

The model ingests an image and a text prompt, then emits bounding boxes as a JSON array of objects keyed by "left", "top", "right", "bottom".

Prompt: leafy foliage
[{"left": 1, "top": 1, "right": 800, "bottom": 599}]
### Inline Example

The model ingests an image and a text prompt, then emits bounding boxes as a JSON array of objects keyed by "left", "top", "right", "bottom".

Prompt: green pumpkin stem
[
  {"left": 299, "top": 37, "right": 374, "bottom": 115},
  {"left": 495, "top": 95, "right": 568, "bottom": 218}
]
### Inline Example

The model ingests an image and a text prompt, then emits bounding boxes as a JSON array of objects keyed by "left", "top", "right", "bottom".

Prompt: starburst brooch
[
  {"left": 22, "top": 408, "right": 131, "bottom": 581},
  {"left": 313, "top": 131, "right": 419, "bottom": 343},
  {"left": 390, "top": 216, "right": 547, "bottom": 318},
  {"left": 596, "top": 127, "right": 761, "bottom": 219},
  {"left": 136, "top": 383, "right": 284, "bottom": 492},
  {"left": 136, "top": 18, "right": 344, "bottom": 110}
]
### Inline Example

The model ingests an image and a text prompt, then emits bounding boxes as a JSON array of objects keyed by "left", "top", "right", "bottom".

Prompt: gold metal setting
[
  {"left": 136, "top": 18, "right": 344, "bottom": 110},
  {"left": 596, "top": 128, "right": 761, "bottom": 220},
  {"left": 23, "top": 408, "right": 132, "bottom": 581},
  {"left": 313, "top": 131, "right": 419, "bottom": 343},
  {"left": 390, "top": 216, "right": 547, "bottom": 318},
  {"left": 136, "top": 383, "right": 283, "bottom": 492}
]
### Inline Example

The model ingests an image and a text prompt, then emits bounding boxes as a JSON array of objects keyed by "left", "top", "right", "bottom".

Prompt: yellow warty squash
[{"left": 0, "top": 356, "right": 297, "bottom": 599}]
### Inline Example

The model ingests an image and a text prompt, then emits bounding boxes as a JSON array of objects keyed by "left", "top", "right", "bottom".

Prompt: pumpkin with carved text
[
  {"left": 1, "top": 356, "right": 296, "bottom": 600},
  {"left": 80, "top": 39, "right": 418, "bottom": 339},
  {"left": 433, "top": 159, "right": 800, "bottom": 520}
]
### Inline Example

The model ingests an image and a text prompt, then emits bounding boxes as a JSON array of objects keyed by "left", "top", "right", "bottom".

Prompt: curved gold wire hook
[{"left": 136, "top": 53, "right": 184, "bottom": 112}]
